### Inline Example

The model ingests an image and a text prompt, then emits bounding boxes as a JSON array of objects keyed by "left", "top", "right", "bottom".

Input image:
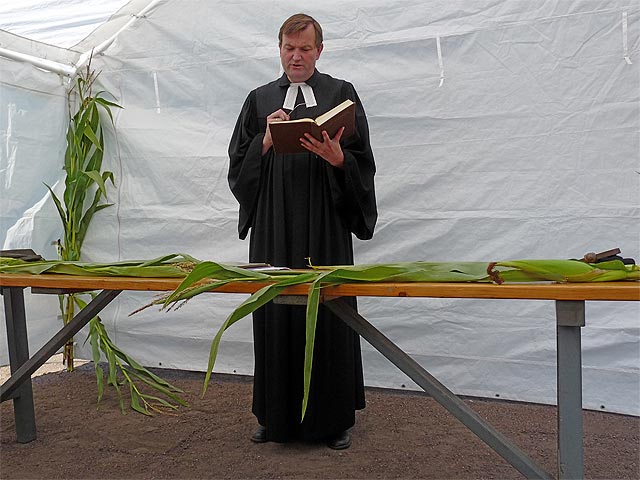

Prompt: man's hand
[
  {"left": 301, "top": 127, "right": 345, "bottom": 168},
  {"left": 262, "top": 109, "right": 290, "bottom": 155}
]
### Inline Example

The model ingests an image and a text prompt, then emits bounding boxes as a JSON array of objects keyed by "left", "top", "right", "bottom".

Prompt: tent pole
[
  {"left": 75, "top": 0, "right": 166, "bottom": 74},
  {"left": 0, "top": 0, "right": 165, "bottom": 78},
  {"left": 0, "top": 46, "right": 75, "bottom": 77}
]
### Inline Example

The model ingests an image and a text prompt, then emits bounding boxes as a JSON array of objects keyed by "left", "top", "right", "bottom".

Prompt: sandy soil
[
  {"left": 0, "top": 354, "right": 85, "bottom": 384},
  {"left": 1, "top": 364, "right": 638, "bottom": 480}
]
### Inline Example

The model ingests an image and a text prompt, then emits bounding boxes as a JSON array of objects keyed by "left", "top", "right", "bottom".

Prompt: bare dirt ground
[{"left": 1, "top": 364, "right": 638, "bottom": 480}]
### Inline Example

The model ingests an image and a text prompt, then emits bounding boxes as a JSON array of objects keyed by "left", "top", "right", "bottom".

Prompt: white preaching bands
[{"left": 283, "top": 82, "right": 317, "bottom": 110}]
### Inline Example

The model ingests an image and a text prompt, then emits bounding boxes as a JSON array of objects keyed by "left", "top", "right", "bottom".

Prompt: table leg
[
  {"left": 1, "top": 289, "right": 121, "bottom": 401},
  {"left": 325, "top": 298, "right": 551, "bottom": 479},
  {"left": 555, "top": 300, "right": 585, "bottom": 480},
  {"left": 2, "top": 286, "right": 36, "bottom": 443}
]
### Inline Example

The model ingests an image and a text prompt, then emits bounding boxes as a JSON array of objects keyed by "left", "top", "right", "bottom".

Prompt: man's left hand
[{"left": 301, "top": 127, "right": 345, "bottom": 168}]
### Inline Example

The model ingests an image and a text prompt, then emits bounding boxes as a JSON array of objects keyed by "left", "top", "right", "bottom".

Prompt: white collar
[{"left": 282, "top": 82, "right": 317, "bottom": 110}]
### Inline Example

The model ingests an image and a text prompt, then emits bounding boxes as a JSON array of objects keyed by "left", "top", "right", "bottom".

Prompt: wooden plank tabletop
[{"left": 1, "top": 273, "right": 638, "bottom": 301}]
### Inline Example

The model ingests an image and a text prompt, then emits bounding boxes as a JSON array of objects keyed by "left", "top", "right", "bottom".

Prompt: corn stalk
[
  {"left": 41, "top": 61, "right": 188, "bottom": 414},
  {"left": 44, "top": 62, "right": 119, "bottom": 371}
]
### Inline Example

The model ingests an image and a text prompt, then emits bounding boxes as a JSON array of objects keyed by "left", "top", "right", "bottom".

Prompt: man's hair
[{"left": 278, "top": 13, "right": 323, "bottom": 47}]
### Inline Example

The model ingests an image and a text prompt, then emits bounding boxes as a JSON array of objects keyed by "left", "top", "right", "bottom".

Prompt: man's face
[{"left": 280, "top": 23, "right": 323, "bottom": 83}]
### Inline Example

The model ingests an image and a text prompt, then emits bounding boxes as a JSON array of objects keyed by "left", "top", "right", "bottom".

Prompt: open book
[{"left": 269, "top": 99, "right": 356, "bottom": 154}]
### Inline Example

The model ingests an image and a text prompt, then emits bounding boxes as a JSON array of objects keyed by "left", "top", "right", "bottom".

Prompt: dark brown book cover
[{"left": 270, "top": 100, "right": 356, "bottom": 154}]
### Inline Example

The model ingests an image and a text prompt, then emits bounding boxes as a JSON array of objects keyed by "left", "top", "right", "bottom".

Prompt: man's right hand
[{"left": 262, "top": 109, "right": 290, "bottom": 155}]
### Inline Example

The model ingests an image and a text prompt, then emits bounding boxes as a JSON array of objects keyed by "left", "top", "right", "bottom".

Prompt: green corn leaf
[
  {"left": 316, "top": 262, "right": 493, "bottom": 283},
  {"left": 124, "top": 368, "right": 188, "bottom": 407},
  {"left": 94, "top": 93, "right": 122, "bottom": 108},
  {"left": 83, "top": 170, "right": 106, "bottom": 196},
  {"left": 88, "top": 319, "right": 105, "bottom": 403},
  {"left": 84, "top": 141, "right": 102, "bottom": 174},
  {"left": 75, "top": 107, "right": 92, "bottom": 141},
  {"left": 163, "top": 261, "right": 270, "bottom": 306},
  {"left": 202, "top": 272, "right": 318, "bottom": 395},
  {"left": 495, "top": 259, "right": 593, "bottom": 281},
  {"left": 94, "top": 94, "right": 123, "bottom": 115},
  {"left": 43, "top": 183, "right": 68, "bottom": 225},
  {"left": 104, "top": 346, "right": 126, "bottom": 414},
  {"left": 77, "top": 173, "right": 114, "bottom": 249},
  {"left": 0, "top": 257, "right": 194, "bottom": 277},
  {"left": 64, "top": 127, "right": 74, "bottom": 172},
  {"left": 82, "top": 122, "right": 102, "bottom": 151},
  {"left": 106, "top": 347, "right": 118, "bottom": 388},
  {"left": 139, "top": 393, "right": 181, "bottom": 411},
  {"left": 595, "top": 260, "right": 629, "bottom": 271},
  {"left": 0, "top": 260, "right": 82, "bottom": 275},
  {"left": 138, "top": 253, "right": 198, "bottom": 266},
  {"left": 129, "top": 384, "right": 150, "bottom": 416},
  {"left": 492, "top": 259, "right": 639, "bottom": 283},
  {"left": 103, "top": 170, "right": 115, "bottom": 187},
  {"left": 0, "top": 258, "right": 26, "bottom": 267},
  {"left": 85, "top": 130, "right": 104, "bottom": 173},
  {"left": 88, "top": 201, "right": 113, "bottom": 215},
  {"left": 89, "top": 264, "right": 186, "bottom": 277},
  {"left": 587, "top": 260, "right": 640, "bottom": 280},
  {"left": 76, "top": 193, "right": 104, "bottom": 250},
  {"left": 202, "top": 283, "right": 282, "bottom": 395},
  {"left": 301, "top": 270, "right": 332, "bottom": 420},
  {"left": 94, "top": 365, "right": 105, "bottom": 404},
  {"left": 161, "top": 279, "right": 239, "bottom": 310},
  {"left": 88, "top": 101, "right": 100, "bottom": 133},
  {"left": 102, "top": 336, "right": 184, "bottom": 394}
]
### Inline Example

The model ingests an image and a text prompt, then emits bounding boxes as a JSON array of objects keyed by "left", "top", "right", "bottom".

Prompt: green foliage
[
  {"left": 80, "top": 295, "right": 187, "bottom": 415},
  {"left": 48, "top": 64, "right": 122, "bottom": 375},
  {"left": 491, "top": 259, "right": 638, "bottom": 283},
  {"left": 5, "top": 255, "right": 637, "bottom": 417},
  {"left": 0, "top": 254, "right": 198, "bottom": 276},
  {"left": 159, "top": 258, "right": 638, "bottom": 421},
  {"left": 42, "top": 61, "right": 189, "bottom": 414},
  {"left": 45, "top": 65, "right": 120, "bottom": 263}
]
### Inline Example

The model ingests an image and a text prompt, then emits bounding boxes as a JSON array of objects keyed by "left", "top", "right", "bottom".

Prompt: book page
[
  {"left": 315, "top": 100, "right": 354, "bottom": 126},
  {"left": 277, "top": 118, "right": 316, "bottom": 125}
]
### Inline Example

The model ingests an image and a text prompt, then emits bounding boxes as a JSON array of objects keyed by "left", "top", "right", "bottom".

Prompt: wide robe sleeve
[
  {"left": 325, "top": 83, "right": 377, "bottom": 240},
  {"left": 227, "top": 91, "right": 265, "bottom": 239}
]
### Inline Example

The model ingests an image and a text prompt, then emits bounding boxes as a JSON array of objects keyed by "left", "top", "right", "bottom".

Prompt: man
[{"left": 228, "top": 13, "right": 377, "bottom": 450}]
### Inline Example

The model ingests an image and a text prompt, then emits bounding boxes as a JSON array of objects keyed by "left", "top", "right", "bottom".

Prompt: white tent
[{"left": 1, "top": 0, "right": 638, "bottom": 415}]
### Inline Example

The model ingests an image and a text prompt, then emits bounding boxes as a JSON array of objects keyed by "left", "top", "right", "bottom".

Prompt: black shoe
[
  {"left": 250, "top": 425, "right": 267, "bottom": 443},
  {"left": 327, "top": 430, "right": 351, "bottom": 450}
]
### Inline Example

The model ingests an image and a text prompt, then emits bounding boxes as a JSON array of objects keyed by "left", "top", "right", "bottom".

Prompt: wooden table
[{"left": 1, "top": 274, "right": 638, "bottom": 479}]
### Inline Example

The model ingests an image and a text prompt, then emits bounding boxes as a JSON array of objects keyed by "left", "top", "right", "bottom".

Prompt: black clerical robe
[{"left": 228, "top": 70, "right": 377, "bottom": 442}]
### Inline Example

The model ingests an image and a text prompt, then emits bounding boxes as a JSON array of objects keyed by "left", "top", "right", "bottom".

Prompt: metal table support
[
  {"left": 324, "top": 297, "right": 553, "bottom": 479},
  {"left": 556, "top": 300, "right": 585, "bottom": 480},
  {"left": 2, "top": 287, "right": 36, "bottom": 443},
  {"left": 1, "top": 287, "right": 122, "bottom": 442},
  {"left": 275, "top": 294, "right": 591, "bottom": 479}
]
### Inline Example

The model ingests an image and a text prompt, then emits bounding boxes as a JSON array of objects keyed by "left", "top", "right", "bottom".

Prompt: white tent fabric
[
  {"left": 1, "top": 0, "right": 638, "bottom": 415},
  {"left": 0, "top": 0, "right": 130, "bottom": 49}
]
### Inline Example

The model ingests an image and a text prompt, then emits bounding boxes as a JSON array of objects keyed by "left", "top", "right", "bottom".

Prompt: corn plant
[
  {"left": 3, "top": 255, "right": 637, "bottom": 417},
  {"left": 41, "top": 61, "right": 189, "bottom": 414},
  {"left": 157, "top": 258, "right": 639, "bottom": 420},
  {"left": 44, "top": 62, "right": 120, "bottom": 371},
  {"left": 1, "top": 254, "right": 194, "bottom": 414},
  {"left": 0, "top": 253, "right": 198, "bottom": 277}
]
